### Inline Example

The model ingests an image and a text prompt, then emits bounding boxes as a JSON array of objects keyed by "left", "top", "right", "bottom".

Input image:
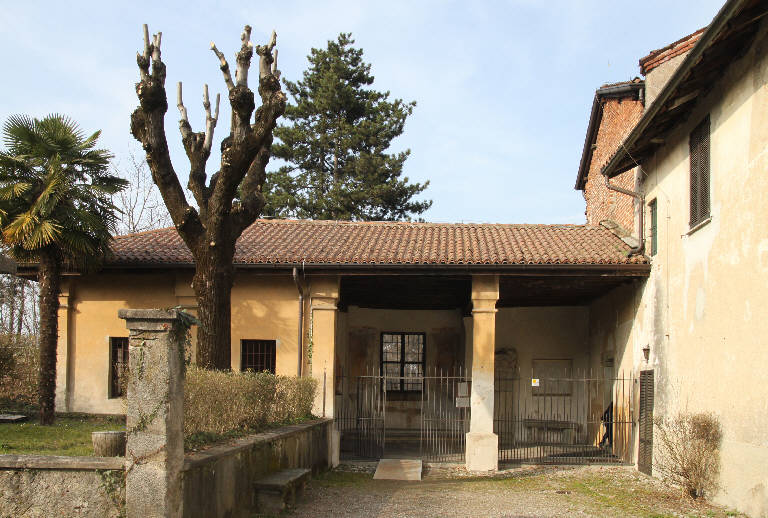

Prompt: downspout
[
  {"left": 603, "top": 172, "right": 645, "bottom": 255},
  {"left": 292, "top": 267, "right": 305, "bottom": 376}
]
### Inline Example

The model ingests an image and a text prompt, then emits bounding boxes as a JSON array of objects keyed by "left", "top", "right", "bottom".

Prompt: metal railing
[{"left": 494, "top": 371, "right": 635, "bottom": 465}]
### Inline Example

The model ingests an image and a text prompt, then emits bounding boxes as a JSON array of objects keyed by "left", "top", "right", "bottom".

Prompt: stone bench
[
  {"left": 523, "top": 419, "right": 582, "bottom": 445},
  {"left": 254, "top": 468, "right": 311, "bottom": 514}
]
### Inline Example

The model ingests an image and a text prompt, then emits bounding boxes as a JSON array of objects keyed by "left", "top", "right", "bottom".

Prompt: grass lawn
[{"left": 0, "top": 414, "right": 125, "bottom": 456}]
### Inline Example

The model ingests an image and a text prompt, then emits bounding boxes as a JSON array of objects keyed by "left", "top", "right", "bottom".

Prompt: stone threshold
[
  {"left": 182, "top": 418, "right": 333, "bottom": 472},
  {"left": 0, "top": 454, "right": 124, "bottom": 470}
]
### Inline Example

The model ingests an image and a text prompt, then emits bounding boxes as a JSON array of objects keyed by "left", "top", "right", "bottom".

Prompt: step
[
  {"left": 254, "top": 468, "right": 311, "bottom": 514},
  {"left": 373, "top": 459, "right": 422, "bottom": 481}
]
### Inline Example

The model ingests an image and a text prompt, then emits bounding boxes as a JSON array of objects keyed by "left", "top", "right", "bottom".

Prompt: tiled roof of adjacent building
[
  {"left": 109, "top": 219, "right": 647, "bottom": 268},
  {"left": 639, "top": 27, "right": 706, "bottom": 75}
]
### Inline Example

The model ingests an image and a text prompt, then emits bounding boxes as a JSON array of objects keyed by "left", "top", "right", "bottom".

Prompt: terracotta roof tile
[
  {"left": 639, "top": 27, "right": 706, "bottom": 75},
  {"left": 109, "top": 220, "right": 647, "bottom": 268}
]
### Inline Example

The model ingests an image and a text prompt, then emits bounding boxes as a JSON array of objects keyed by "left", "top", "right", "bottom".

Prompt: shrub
[
  {"left": 183, "top": 366, "right": 317, "bottom": 439},
  {"left": 0, "top": 335, "right": 39, "bottom": 407},
  {"left": 654, "top": 411, "right": 723, "bottom": 498}
]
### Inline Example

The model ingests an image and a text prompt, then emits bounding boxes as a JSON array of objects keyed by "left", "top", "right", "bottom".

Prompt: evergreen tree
[{"left": 265, "top": 33, "right": 431, "bottom": 221}]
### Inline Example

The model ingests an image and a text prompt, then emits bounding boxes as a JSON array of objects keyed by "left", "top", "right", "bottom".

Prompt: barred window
[
  {"left": 381, "top": 332, "right": 425, "bottom": 392},
  {"left": 241, "top": 339, "right": 276, "bottom": 373},
  {"left": 689, "top": 115, "right": 711, "bottom": 227},
  {"left": 109, "top": 337, "right": 129, "bottom": 399},
  {"left": 649, "top": 198, "right": 658, "bottom": 256}
]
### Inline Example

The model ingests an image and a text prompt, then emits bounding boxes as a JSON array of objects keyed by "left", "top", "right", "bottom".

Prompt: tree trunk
[
  {"left": 37, "top": 249, "right": 61, "bottom": 425},
  {"left": 17, "top": 281, "right": 25, "bottom": 337},
  {"left": 92, "top": 431, "right": 126, "bottom": 456},
  {"left": 192, "top": 246, "right": 235, "bottom": 370}
]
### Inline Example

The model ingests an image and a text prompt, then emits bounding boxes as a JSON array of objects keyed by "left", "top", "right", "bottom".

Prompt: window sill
[{"left": 686, "top": 216, "right": 712, "bottom": 236}]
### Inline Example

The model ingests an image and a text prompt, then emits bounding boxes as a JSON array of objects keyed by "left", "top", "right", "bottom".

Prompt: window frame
[
  {"left": 689, "top": 115, "right": 711, "bottom": 228},
  {"left": 649, "top": 198, "right": 658, "bottom": 256},
  {"left": 380, "top": 332, "right": 426, "bottom": 393},
  {"left": 108, "top": 336, "right": 129, "bottom": 399},
  {"left": 241, "top": 339, "right": 277, "bottom": 373}
]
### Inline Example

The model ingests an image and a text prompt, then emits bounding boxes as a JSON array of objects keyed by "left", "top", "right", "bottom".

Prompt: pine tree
[{"left": 265, "top": 33, "right": 431, "bottom": 221}]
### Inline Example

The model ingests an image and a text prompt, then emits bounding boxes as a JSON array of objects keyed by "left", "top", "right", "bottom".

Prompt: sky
[{"left": 0, "top": 0, "right": 725, "bottom": 224}]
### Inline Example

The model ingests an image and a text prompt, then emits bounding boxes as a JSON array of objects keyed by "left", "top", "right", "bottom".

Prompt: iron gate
[
  {"left": 494, "top": 371, "right": 635, "bottom": 465},
  {"left": 335, "top": 368, "right": 470, "bottom": 461}
]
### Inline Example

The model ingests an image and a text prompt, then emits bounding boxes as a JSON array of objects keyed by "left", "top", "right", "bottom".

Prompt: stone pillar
[
  {"left": 309, "top": 277, "right": 339, "bottom": 418},
  {"left": 466, "top": 274, "right": 499, "bottom": 472},
  {"left": 55, "top": 281, "right": 73, "bottom": 412},
  {"left": 463, "top": 315, "right": 473, "bottom": 374},
  {"left": 119, "top": 309, "right": 186, "bottom": 518}
]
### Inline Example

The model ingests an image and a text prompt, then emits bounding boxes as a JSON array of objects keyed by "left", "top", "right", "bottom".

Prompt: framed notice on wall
[{"left": 531, "top": 359, "right": 573, "bottom": 396}]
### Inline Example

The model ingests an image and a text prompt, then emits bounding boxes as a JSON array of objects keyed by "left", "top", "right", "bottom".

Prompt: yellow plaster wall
[
  {"left": 230, "top": 273, "right": 301, "bottom": 375},
  {"left": 590, "top": 20, "right": 768, "bottom": 517},
  {"left": 63, "top": 272, "right": 306, "bottom": 415},
  {"left": 69, "top": 273, "right": 177, "bottom": 414}
]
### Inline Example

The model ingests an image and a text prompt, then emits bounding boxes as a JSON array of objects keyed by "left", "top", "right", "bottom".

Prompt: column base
[{"left": 465, "top": 432, "right": 498, "bottom": 472}]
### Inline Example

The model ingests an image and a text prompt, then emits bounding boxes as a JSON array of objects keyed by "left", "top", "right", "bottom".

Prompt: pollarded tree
[
  {"left": 264, "top": 33, "right": 431, "bottom": 221},
  {"left": 130, "top": 26, "right": 286, "bottom": 369},
  {"left": 0, "top": 114, "right": 126, "bottom": 424}
]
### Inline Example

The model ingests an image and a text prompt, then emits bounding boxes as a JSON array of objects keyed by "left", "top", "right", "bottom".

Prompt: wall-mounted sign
[
  {"left": 455, "top": 396, "right": 470, "bottom": 408},
  {"left": 532, "top": 378, "right": 540, "bottom": 387},
  {"left": 457, "top": 382, "right": 469, "bottom": 397}
]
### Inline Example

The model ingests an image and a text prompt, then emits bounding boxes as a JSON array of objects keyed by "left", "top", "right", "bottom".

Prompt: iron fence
[{"left": 494, "top": 371, "right": 634, "bottom": 465}]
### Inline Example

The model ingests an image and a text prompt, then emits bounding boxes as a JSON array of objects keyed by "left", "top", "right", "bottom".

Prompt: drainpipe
[
  {"left": 292, "top": 267, "right": 305, "bottom": 376},
  {"left": 603, "top": 172, "right": 645, "bottom": 255}
]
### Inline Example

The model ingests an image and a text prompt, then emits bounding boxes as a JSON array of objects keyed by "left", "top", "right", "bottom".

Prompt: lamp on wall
[{"left": 642, "top": 344, "right": 651, "bottom": 362}]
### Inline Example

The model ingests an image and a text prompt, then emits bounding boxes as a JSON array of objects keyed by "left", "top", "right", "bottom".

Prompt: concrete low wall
[
  {"left": 0, "top": 419, "right": 332, "bottom": 518},
  {"left": 0, "top": 455, "right": 125, "bottom": 518},
  {"left": 181, "top": 419, "right": 333, "bottom": 518}
]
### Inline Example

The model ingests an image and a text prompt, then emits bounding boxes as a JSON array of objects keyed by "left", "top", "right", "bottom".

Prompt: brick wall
[{"left": 583, "top": 97, "right": 644, "bottom": 233}]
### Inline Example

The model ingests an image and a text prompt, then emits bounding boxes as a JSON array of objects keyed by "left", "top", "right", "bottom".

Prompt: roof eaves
[
  {"left": 602, "top": 0, "right": 757, "bottom": 179},
  {"left": 575, "top": 81, "right": 645, "bottom": 190}
]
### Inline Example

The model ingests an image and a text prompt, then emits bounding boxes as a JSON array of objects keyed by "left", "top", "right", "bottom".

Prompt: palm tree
[{"left": 0, "top": 114, "right": 126, "bottom": 424}]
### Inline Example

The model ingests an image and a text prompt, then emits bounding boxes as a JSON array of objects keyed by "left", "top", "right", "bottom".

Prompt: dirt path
[{"left": 287, "top": 465, "right": 744, "bottom": 518}]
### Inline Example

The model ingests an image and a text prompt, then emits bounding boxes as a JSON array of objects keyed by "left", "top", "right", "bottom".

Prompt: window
[
  {"left": 241, "top": 339, "right": 276, "bottom": 373},
  {"left": 381, "top": 332, "right": 425, "bottom": 392},
  {"left": 689, "top": 115, "right": 711, "bottom": 227},
  {"left": 649, "top": 199, "right": 658, "bottom": 256},
  {"left": 109, "top": 337, "right": 129, "bottom": 398}
]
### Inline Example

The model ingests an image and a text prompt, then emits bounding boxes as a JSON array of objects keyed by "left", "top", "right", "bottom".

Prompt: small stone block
[
  {"left": 0, "top": 414, "right": 27, "bottom": 423},
  {"left": 255, "top": 468, "right": 311, "bottom": 514},
  {"left": 373, "top": 459, "right": 422, "bottom": 481}
]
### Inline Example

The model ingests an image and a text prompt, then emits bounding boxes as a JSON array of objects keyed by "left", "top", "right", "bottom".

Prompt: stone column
[
  {"left": 466, "top": 274, "right": 499, "bottom": 472},
  {"left": 119, "top": 309, "right": 186, "bottom": 518},
  {"left": 309, "top": 277, "right": 339, "bottom": 418},
  {"left": 55, "top": 281, "right": 73, "bottom": 412}
]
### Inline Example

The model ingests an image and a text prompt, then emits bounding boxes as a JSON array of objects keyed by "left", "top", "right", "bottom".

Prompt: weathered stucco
[
  {"left": 0, "top": 459, "right": 124, "bottom": 518},
  {"left": 588, "top": 19, "right": 768, "bottom": 517}
]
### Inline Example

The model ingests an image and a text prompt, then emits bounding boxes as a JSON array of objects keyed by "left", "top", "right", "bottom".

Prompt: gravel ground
[{"left": 286, "top": 464, "right": 745, "bottom": 518}]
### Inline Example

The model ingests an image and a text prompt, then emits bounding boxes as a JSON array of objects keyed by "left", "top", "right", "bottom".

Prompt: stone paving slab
[{"left": 373, "top": 459, "right": 422, "bottom": 481}]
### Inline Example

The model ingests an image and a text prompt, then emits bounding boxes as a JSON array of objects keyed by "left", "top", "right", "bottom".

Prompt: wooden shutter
[
  {"left": 649, "top": 199, "right": 658, "bottom": 256},
  {"left": 689, "top": 116, "right": 711, "bottom": 226},
  {"left": 638, "top": 370, "right": 655, "bottom": 475}
]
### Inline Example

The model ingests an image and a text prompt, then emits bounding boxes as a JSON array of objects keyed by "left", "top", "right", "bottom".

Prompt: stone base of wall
[
  {"left": 182, "top": 419, "right": 332, "bottom": 518},
  {"left": 0, "top": 420, "right": 332, "bottom": 518},
  {"left": 0, "top": 456, "right": 124, "bottom": 518}
]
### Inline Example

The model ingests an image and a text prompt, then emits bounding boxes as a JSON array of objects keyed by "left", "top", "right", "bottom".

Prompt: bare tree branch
[
  {"left": 131, "top": 24, "right": 203, "bottom": 246},
  {"left": 210, "top": 42, "right": 235, "bottom": 91}
]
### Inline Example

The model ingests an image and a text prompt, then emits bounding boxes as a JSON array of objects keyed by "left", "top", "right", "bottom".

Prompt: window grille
[
  {"left": 381, "top": 332, "right": 425, "bottom": 392},
  {"left": 689, "top": 115, "right": 711, "bottom": 227},
  {"left": 241, "top": 339, "right": 276, "bottom": 373},
  {"left": 649, "top": 199, "right": 658, "bottom": 256},
  {"left": 109, "top": 337, "right": 129, "bottom": 398}
]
